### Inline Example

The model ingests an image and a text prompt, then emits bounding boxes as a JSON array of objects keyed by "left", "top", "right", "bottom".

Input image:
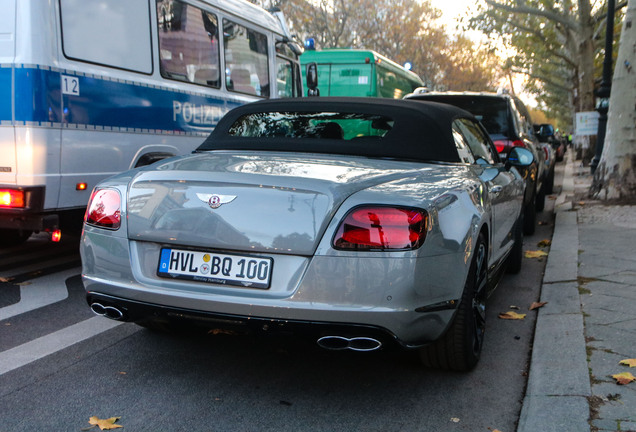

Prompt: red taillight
[
  {"left": 333, "top": 207, "right": 428, "bottom": 250},
  {"left": 0, "top": 189, "right": 25, "bottom": 208},
  {"left": 493, "top": 139, "right": 526, "bottom": 154},
  {"left": 493, "top": 141, "right": 506, "bottom": 153},
  {"left": 85, "top": 188, "right": 121, "bottom": 229}
]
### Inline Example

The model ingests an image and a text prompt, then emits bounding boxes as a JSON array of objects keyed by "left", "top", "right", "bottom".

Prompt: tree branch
[{"left": 483, "top": 0, "right": 578, "bottom": 31}]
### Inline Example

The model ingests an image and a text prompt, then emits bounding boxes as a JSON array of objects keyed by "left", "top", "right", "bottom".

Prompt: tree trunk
[
  {"left": 592, "top": 0, "right": 636, "bottom": 200},
  {"left": 577, "top": 0, "right": 598, "bottom": 163}
]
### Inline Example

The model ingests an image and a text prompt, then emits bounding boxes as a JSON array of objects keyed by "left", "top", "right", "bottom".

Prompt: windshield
[{"left": 418, "top": 96, "right": 511, "bottom": 138}]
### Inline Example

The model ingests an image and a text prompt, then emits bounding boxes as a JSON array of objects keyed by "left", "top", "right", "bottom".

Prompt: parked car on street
[
  {"left": 80, "top": 98, "right": 533, "bottom": 371},
  {"left": 535, "top": 123, "right": 566, "bottom": 162},
  {"left": 405, "top": 90, "right": 546, "bottom": 234}
]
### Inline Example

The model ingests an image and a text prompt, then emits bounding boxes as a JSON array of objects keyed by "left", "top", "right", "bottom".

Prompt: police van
[{"left": 0, "top": 0, "right": 303, "bottom": 246}]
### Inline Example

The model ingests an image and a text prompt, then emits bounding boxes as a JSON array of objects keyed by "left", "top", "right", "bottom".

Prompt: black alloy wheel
[{"left": 419, "top": 233, "right": 488, "bottom": 371}]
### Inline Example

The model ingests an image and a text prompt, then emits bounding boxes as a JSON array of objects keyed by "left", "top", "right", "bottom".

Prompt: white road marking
[
  {"left": 0, "top": 267, "right": 79, "bottom": 321},
  {"left": 0, "top": 316, "right": 123, "bottom": 376}
]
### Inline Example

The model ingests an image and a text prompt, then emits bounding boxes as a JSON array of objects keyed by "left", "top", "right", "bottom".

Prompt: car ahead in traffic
[
  {"left": 533, "top": 124, "right": 557, "bottom": 196},
  {"left": 80, "top": 98, "right": 533, "bottom": 372},
  {"left": 405, "top": 90, "right": 545, "bottom": 234},
  {"left": 535, "top": 123, "right": 566, "bottom": 162}
]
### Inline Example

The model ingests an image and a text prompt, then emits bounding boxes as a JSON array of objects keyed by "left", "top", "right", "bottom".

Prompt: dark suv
[{"left": 405, "top": 90, "right": 545, "bottom": 234}]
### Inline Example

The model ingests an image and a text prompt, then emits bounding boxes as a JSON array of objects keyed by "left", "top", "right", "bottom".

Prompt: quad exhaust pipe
[
  {"left": 317, "top": 336, "right": 382, "bottom": 352},
  {"left": 90, "top": 302, "right": 125, "bottom": 321}
]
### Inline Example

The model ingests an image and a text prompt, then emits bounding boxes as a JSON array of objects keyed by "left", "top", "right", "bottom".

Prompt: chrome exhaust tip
[
  {"left": 317, "top": 336, "right": 382, "bottom": 352},
  {"left": 90, "top": 302, "right": 124, "bottom": 320}
]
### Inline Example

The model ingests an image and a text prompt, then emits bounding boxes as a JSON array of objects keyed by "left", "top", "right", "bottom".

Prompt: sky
[{"left": 432, "top": 0, "right": 480, "bottom": 30}]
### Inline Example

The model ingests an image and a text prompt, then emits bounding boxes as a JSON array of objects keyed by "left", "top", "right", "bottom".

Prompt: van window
[
  {"left": 60, "top": 0, "right": 152, "bottom": 74},
  {"left": 276, "top": 57, "right": 294, "bottom": 97},
  {"left": 157, "top": 0, "right": 220, "bottom": 88},
  {"left": 223, "top": 20, "right": 269, "bottom": 97}
]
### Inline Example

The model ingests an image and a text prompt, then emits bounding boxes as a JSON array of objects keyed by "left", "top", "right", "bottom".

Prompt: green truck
[{"left": 300, "top": 49, "right": 424, "bottom": 98}]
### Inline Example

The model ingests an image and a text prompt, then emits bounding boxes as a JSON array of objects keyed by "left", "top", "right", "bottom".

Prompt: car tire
[
  {"left": 0, "top": 229, "right": 32, "bottom": 247},
  {"left": 544, "top": 167, "right": 555, "bottom": 194},
  {"left": 506, "top": 214, "right": 523, "bottom": 274},
  {"left": 535, "top": 182, "right": 546, "bottom": 212},
  {"left": 419, "top": 233, "right": 487, "bottom": 372},
  {"left": 523, "top": 191, "right": 536, "bottom": 235}
]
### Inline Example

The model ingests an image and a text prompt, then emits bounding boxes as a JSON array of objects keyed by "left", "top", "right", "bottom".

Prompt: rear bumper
[
  {"left": 86, "top": 291, "right": 415, "bottom": 350},
  {"left": 0, "top": 185, "right": 60, "bottom": 231}
]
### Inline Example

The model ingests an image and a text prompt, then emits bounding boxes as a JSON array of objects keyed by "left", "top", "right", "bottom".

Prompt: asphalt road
[{"left": 0, "top": 171, "right": 562, "bottom": 432}]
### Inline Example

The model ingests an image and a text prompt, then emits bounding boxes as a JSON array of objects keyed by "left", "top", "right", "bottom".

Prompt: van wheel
[
  {"left": 419, "top": 233, "right": 487, "bottom": 371},
  {"left": 0, "top": 229, "right": 32, "bottom": 247}
]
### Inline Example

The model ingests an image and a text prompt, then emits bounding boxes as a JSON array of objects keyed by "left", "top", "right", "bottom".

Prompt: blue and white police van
[{"left": 0, "top": 0, "right": 303, "bottom": 246}]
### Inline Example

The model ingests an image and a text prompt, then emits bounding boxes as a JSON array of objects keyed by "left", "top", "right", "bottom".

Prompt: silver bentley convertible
[{"left": 80, "top": 98, "right": 533, "bottom": 371}]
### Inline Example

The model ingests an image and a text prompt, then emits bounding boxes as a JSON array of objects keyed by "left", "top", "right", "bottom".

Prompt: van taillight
[
  {"left": 333, "top": 207, "right": 428, "bottom": 250},
  {"left": 85, "top": 188, "right": 121, "bottom": 229},
  {"left": 0, "top": 189, "right": 25, "bottom": 208}
]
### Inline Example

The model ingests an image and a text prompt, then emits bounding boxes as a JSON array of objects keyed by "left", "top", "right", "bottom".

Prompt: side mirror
[
  {"left": 306, "top": 62, "right": 319, "bottom": 97},
  {"left": 506, "top": 147, "right": 534, "bottom": 168}
]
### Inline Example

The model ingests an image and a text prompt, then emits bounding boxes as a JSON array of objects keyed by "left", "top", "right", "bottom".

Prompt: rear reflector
[
  {"left": 85, "top": 188, "right": 121, "bottom": 229},
  {"left": 333, "top": 206, "right": 428, "bottom": 251},
  {"left": 51, "top": 230, "right": 62, "bottom": 242},
  {"left": 0, "top": 189, "right": 25, "bottom": 208}
]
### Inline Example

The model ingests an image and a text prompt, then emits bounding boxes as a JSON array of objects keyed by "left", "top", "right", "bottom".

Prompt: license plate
[{"left": 158, "top": 248, "right": 273, "bottom": 289}]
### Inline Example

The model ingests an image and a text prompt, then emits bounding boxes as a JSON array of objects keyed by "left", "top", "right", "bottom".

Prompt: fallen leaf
[
  {"left": 578, "top": 201, "right": 586, "bottom": 206},
  {"left": 0, "top": 277, "right": 14, "bottom": 283},
  {"left": 450, "top": 417, "right": 460, "bottom": 423},
  {"left": 530, "top": 301, "right": 548, "bottom": 311},
  {"left": 16, "top": 281, "right": 31, "bottom": 286},
  {"left": 525, "top": 250, "right": 548, "bottom": 259},
  {"left": 537, "top": 239, "right": 551, "bottom": 248},
  {"left": 509, "top": 305, "right": 520, "bottom": 310},
  {"left": 499, "top": 311, "right": 526, "bottom": 320},
  {"left": 88, "top": 416, "right": 123, "bottom": 430},
  {"left": 612, "top": 372, "right": 636, "bottom": 385},
  {"left": 620, "top": 359, "right": 636, "bottom": 368}
]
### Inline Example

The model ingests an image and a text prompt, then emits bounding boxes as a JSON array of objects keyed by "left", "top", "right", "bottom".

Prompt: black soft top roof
[{"left": 198, "top": 97, "right": 477, "bottom": 163}]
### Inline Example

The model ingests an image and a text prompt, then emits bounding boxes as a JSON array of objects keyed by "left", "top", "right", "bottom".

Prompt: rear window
[
  {"left": 227, "top": 112, "right": 394, "bottom": 140},
  {"left": 418, "top": 96, "right": 510, "bottom": 138}
]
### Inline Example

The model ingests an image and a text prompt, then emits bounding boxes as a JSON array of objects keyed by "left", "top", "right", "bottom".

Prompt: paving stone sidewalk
[{"left": 518, "top": 152, "right": 636, "bottom": 432}]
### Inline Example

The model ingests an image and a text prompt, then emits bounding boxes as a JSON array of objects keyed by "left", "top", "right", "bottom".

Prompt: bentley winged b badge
[{"left": 196, "top": 193, "right": 237, "bottom": 209}]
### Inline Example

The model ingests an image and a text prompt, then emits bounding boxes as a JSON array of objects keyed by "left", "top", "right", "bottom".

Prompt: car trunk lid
[{"left": 126, "top": 152, "right": 420, "bottom": 255}]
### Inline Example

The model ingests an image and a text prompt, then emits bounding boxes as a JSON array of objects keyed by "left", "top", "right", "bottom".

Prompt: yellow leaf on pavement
[
  {"left": 499, "top": 311, "right": 526, "bottom": 320},
  {"left": 612, "top": 372, "right": 636, "bottom": 385},
  {"left": 620, "top": 359, "right": 636, "bottom": 368},
  {"left": 89, "top": 416, "right": 123, "bottom": 430},
  {"left": 525, "top": 250, "right": 548, "bottom": 259},
  {"left": 537, "top": 239, "right": 551, "bottom": 247},
  {"left": 529, "top": 301, "right": 548, "bottom": 311}
]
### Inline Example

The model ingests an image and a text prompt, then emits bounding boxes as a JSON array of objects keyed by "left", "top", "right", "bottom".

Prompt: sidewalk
[{"left": 518, "top": 151, "right": 636, "bottom": 432}]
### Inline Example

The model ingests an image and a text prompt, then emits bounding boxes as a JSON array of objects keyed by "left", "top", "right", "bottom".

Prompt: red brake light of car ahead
[
  {"left": 333, "top": 206, "right": 428, "bottom": 251},
  {"left": 0, "top": 189, "right": 25, "bottom": 208},
  {"left": 493, "top": 139, "right": 526, "bottom": 154},
  {"left": 85, "top": 188, "right": 121, "bottom": 230}
]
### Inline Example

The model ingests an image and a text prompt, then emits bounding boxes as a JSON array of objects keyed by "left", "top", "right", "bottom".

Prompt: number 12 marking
[{"left": 61, "top": 75, "right": 80, "bottom": 96}]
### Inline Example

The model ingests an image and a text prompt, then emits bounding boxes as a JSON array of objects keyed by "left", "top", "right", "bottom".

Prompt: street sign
[{"left": 575, "top": 111, "right": 600, "bottom": 136}]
